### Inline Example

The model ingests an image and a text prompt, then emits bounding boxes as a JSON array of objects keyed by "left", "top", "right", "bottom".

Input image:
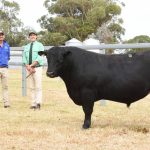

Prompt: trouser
[
  {"left": 27, "top": 67, "right": 42, "bottom": 106},
  {"left": 0, "top": 68, "right": 10, "bottom": 106}
]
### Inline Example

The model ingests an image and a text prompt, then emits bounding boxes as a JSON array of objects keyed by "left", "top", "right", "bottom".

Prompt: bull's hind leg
[{"left": 82, "top": 102, "right": 94, "bottom": 129}]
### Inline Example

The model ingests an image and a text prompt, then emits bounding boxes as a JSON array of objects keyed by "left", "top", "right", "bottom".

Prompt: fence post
[{"left": 22, "top": 64, "right": 27, "bottom": 96}]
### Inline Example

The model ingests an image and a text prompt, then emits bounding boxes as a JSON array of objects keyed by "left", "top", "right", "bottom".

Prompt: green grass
[{"left": 0, "top": 69, "right": 150, "bottom": 150}]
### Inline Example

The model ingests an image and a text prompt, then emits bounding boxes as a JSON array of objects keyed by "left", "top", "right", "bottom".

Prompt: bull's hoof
[{"left": 82, "top": 124, "right": 90, "bottom": 129}]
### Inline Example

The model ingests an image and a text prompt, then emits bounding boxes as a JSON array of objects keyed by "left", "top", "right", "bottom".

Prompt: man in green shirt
[{"left": 23, "top": 31, "right": 44, "bottom": 110}]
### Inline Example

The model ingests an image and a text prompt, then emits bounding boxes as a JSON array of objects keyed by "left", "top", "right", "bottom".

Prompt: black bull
[{"left": 39, "top": 46, "right": 150, "bottom": 129}]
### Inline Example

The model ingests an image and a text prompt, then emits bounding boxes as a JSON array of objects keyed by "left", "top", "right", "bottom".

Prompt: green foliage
[
  {"left": 126, "top": 35, "right": 150, "bottom": 52},
  {"left": 127, "top": 35, "right": 150, "bottom": 43},
  {"left": 0, "top": 0, "right": 34, "bottom": 46},
  {"left": 105, "top": 3, "right": 121, "bottom": 15},
  {"left": 38, "top": 0, "right": 124, "bottom": 45},
  {"left": 39, "top": 32, "right": 68, "bottom": 46},
  {"left": 108, "top": 22, "right": 125, "bottom": 42}
]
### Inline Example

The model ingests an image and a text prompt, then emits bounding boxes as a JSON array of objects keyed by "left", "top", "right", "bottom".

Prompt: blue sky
[{"left": 17, "top": 0, "right": 150, "bottom": 40}]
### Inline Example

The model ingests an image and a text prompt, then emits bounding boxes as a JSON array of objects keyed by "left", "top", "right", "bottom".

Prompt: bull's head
[{"left": 38, "top": 47, "right": 71, "bottom": 78}]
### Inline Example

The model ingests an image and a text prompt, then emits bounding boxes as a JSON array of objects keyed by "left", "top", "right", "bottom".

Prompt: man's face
[
  {"left": 0, "top": 33, "right": 5, "bottom": 41},
  {"left": 29, "top": 34, "right": 37, "bottom": 42}
]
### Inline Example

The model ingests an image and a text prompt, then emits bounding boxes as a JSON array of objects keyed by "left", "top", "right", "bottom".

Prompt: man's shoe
[
  {"left": 30, "top": 106, "right": 36, "bottom": 109},
  {"left": 36, "top": 104, "right": 41, "bottom": 110},
  {"left": 4, "top": 105, "right": 10, "bottom": 108}
]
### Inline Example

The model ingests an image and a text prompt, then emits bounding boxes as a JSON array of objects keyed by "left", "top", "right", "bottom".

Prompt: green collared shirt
[{"left": 23, "top": 41, "right": 44, "bottom": 66}]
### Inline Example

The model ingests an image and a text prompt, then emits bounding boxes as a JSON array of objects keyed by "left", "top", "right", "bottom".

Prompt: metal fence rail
[{"left": 9, "top": 43, "right": 150, "bottom": 97}]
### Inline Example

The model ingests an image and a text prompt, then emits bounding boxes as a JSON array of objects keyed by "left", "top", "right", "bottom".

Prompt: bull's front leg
[{"left": 82, "top": 102, "right": 94, "bottom": 129}]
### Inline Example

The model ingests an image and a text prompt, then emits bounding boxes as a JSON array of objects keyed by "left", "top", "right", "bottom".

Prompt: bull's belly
[
  {"left": 66, "top": 83, "right": 150, "bottom": 106},
  {"left": 98, "top": 80, "right": 150, "bottom": 103},
  {"left": 101, "top": 88, "right": 149, "bottom": 104}
]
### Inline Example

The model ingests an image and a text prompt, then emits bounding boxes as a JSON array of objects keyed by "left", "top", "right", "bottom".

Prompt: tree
[
  {"left": 39, "top": 31, "right": 68, "bottom": 46},
  {"left": 125, "top": 35, "right": 150, "bottom": 52},
  {"left": 0, "top": 0, "right": 27, "bottom": 46},
  {"left": 38, "top": 0, "right": 125, "bottom": 45}
]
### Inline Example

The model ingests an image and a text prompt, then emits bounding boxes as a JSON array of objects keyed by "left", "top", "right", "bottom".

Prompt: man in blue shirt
[{"left": 0, "top": 31, "right": 10, "bottom": 108}]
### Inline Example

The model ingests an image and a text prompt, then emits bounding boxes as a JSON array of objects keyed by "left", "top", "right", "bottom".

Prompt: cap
[
  {"left": 0, "top": 31, "right": 4, "bottom": 35},
  {"left": 29, "top": 31, "right": 37, "bottom": 36}
]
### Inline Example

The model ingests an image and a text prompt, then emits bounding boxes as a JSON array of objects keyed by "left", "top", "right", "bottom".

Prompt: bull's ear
[
  {"left": 63, "top": 50, "right": 71, "bottom": 57},
  {"left": 38, "top": 50, "right": 47, "bottom": 56}
]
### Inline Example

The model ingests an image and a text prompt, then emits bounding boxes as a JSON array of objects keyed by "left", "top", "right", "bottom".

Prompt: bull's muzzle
[{"left": 46, "top": 71, "right": 56, "bottom": 78}]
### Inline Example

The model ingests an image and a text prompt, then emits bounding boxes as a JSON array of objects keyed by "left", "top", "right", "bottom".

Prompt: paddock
[
  {"left": 0, "top": 69, "right": 150, "bottom": 150},
  {"left": 2, "top": 43, "right": 150, "bottom": 149}
]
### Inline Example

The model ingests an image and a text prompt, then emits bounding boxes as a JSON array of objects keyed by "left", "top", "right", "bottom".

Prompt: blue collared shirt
[{"left": 0, "top": 41, "right": 10, "bottom": 67}]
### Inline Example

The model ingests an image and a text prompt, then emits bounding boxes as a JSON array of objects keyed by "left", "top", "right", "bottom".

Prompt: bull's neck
[
  {"left": 59, "top": 66, "right": 73, "bottom": 82},
  {"left": 59, "top": 59, "right": 75, "bottom": 82}
]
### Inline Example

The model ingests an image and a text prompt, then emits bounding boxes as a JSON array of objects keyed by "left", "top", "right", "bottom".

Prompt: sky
[
  {"left": 15, "top": 0, "right": 150, "bottom": 40},
  {"left": 121, "top": 0, "right": 150, "bottom": 40},
  {"left": 17, "top": 0, "right": 47, "bottom": 31}
]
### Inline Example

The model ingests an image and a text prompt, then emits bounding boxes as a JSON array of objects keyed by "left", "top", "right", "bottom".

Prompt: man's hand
[
  {"left": 30, "top": 67, "right": 36, "bottom": 73},
  {"left": 26, "top": 65, "right": 36, "bottom": 74},
  {"left": 26, "top": 65, "right": 31, "bottom": 72}
]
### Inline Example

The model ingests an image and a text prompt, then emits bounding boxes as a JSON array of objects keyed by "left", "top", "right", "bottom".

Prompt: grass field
[{"left": 0, "top": 69, "right": 150, "bottom": 150}]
